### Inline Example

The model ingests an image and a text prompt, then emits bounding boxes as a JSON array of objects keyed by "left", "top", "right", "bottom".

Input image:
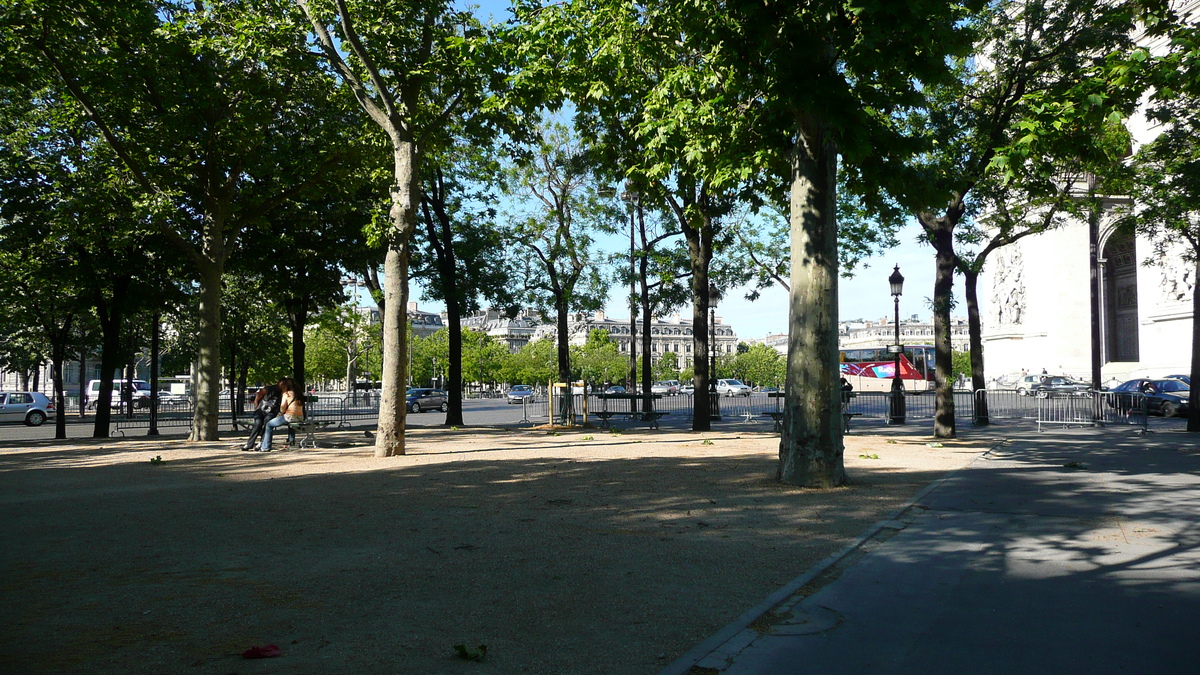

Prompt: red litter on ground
[{"left": 242, "top": 644, "right": 281, "bottom": 659}]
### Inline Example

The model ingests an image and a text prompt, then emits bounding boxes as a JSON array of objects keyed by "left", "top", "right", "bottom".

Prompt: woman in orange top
[{"left": 260, "top": 378, "right": 305, "bottom": 451}]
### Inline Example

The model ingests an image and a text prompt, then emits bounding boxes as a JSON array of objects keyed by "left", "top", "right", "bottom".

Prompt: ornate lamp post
[
  {"left": 889, "top": 265, "right": 906, "bottom": 424},
  {"left": 709, "top": 284, "right": 722, "bottom": 421}
]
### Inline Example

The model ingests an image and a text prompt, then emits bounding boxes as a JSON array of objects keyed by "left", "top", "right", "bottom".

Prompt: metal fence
[
  {"left": 109, "top": 394, "right": 378, "bottom": 435},
  {"left": 1035, "top": 390, "right": 1149, "bottom": 433},
  {"left": 98, "top": 387, "right": 1156, "bottom": 436}
]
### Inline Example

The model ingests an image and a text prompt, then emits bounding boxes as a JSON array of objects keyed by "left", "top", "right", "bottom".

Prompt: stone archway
[{"left": 1103, "top": 228, "right": 1140, "bottom": 362}]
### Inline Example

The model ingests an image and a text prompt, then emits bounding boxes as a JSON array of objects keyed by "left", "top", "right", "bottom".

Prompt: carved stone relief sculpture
[
  {"left": 990, "top": 247, "right": 1026, "bottom": 327},
  {"left": 1158, "top": 260, "right": 1195, "bottom": 304}
]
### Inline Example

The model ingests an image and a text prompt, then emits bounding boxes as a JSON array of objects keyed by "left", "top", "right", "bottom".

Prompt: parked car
[
  {"left": 85, "top": 379, "right": 152, "bottom": 409},
  {"left": 157, "top": 390, "right": 188, "bottom": 405},
  {"left": 1165, "top": 374, "right": 1191, "bottom": 386},
  {"left": 506, "top": 385, "right": 535, "bottom": 404},
  {"left": 651, "top": 380, "right": 680, "bottom": 396},
  {"left": 603, "top": 385, "right": 627, "bottom": 395},
  {"left": 717, "top": 378, "right": 752, "bottom": 397},
  {"left": 1108, "top": 378, "right": 1191, "bottom": 417},
  {"left": 1014, "top": 375, "right": 1042, "bottom": 396},
  {"left": 1029, "top": 376, "right": 1090, "bottom": 398},
  {"left": 679, "top": 384, "right": 695, "bottom": 395},
  {"left": 405, "top": 388, "right": 448, "bottom": 413},
  {"left": 0, "top": 391, "right": 55, "bottom": 426}
]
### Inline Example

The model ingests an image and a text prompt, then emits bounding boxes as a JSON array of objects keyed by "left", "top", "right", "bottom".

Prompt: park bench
[
  {"left": 593, "top": 393, "right": 667, "bottom": 429},
  {"left": 283, "top": 418, "right": 331, "bottom": 449},
  {"left": 842, "top": 412, "right": 863, "bottom": 433}
]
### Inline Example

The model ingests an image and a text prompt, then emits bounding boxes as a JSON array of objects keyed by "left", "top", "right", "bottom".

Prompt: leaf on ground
[{"left": 453, "top": 644, "right": 487, "bottom": 661}]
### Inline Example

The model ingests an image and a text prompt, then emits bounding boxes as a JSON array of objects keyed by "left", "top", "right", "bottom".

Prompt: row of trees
[
  {"left": 2, "top": 0, "right": 1198, "bottom": 485},
  {"left": 304, "top": 320, "right": 788, "bottom": 395}
]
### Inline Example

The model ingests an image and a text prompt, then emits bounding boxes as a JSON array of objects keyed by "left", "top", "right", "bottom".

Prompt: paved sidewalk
[{"left": 662, "top": 427, "right": 1200, "bottom": 674}]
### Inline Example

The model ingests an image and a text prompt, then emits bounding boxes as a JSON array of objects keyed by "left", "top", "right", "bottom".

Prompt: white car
[
  {"left": 717, "top": 379, "right": 752, "bottom": 397},
  {"left": 650, "top": 380, "right": 680, "bottom": 396},
  {"left": 86, "top": 379, "right": 153, "bottom": 409},
  {"left": 0, "top": 391, "right": 56, "bottom": 426}
]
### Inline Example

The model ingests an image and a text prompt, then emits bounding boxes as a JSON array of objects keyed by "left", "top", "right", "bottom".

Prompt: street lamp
[
  {"left": 708, "top": 283, "right": 722, "bottom": 421},
  {"left": 888, "top": 265, "right": 906, "bottom": 424}
]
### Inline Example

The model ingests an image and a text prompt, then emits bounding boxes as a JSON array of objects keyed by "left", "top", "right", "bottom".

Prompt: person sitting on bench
[{"left": 260, "top": 378, "right": 305, "bottom": 451}]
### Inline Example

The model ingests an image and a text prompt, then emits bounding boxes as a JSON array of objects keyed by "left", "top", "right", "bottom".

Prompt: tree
[
  {"left": 504, "top": 122, "right": 609, "bottom": 423},
  {"left": 910, "top": 0, "right": 1152, "bottom": 437},
  {"left": 733, "top": 343, "right": 784, "bottom": 390},
  {"left": 516, "top": 0, "right": 763, "bottom": 431},
  {"left": 8, "top": 0, "right": 346, "bottom": 440},
  {"left": 295, "top": 0, "right": 503, "bottom": 455},
  {"left": 575, "top": 329, "right": 628, "bottom": 386},
  {"left": 413, "top": 146, "right": 517, "bottom": 425},
  {"left": 1117, "top": 8, "right": 1200, "bottom": 430},
  {"left": 669, "top": 0, "right": 982, "bottom": 486},
  {"left": 652, "top": 351, "right": 680, "bottom": 383}
]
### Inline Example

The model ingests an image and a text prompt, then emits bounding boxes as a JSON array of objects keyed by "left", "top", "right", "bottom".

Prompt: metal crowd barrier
[
  {"left": 973, "top": 389, "right": 1041, "bottom": 424},
  {"left": 1034, "top": 390, "right": 1148, "bottom": 433},
  {"left": 845, "top": 391, "right": 976, "bottom": 421}
]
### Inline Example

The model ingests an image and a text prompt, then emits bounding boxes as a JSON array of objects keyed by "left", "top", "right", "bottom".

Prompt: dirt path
[{"left": 0, "top": 426, "right": 990, "bottom": 674}]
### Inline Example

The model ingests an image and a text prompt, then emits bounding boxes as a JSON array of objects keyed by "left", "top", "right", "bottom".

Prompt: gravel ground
[{"left": 0, "top": 425, "right": 990, "bottom": 674}]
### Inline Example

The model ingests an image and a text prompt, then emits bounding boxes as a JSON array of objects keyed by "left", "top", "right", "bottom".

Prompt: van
[{"left": 86, "top": 379, "right": 152, "bottom": 409}]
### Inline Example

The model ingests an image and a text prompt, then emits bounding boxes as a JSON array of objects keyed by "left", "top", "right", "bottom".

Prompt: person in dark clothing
[
  {"left": 840, "top": 377, "right": 854, "bottom": 405},
  {"left": 241, "top": 380, "right": 283, "bottom": 451}
]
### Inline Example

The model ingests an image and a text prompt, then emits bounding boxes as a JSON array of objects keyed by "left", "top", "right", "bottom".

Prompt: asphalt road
[{"left": 1, "top": 392, "right": 1186, "bottom": 444}]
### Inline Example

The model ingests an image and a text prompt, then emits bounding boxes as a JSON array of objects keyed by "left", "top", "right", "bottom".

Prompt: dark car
[
  {"left": 1108, "top": 378, "right": 1191, "bottom": 417},
  {"left": 1031, "top": 376, "right": 1091, "bottom": 398},
  {"left": 1166, "top": 374, "right": 1191, "bottom": 386},
  {"left": 405, "top": 388, "right": 448, "bottom": 413}
]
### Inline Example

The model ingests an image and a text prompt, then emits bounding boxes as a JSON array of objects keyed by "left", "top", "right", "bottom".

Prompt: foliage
[
  {"left": 952, "top": 350, "right": 973, "bottom": 381},
  {"left": 731, "top": 343, "right": 786, "bottom": 389}
]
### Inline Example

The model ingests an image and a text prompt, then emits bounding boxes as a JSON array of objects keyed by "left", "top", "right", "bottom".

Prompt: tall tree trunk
[
  {"left": 778, "top": 114, "right": 845, "bottom": 488},
  {"left": 931, "top": 221, "right": 957, "bottom": 439},
  {"left": 555, "top": 295, "right": 573, "bottom": 425},
  {"left": 445, "top": 298, "right": 465, "bottom": 426},
  {"left": 77, "top": 353, "right": 86, "bottom": 419},
  {"left": 374, "top": 139, "right": 418, "bottom": 457},
  {"left": 51, "top": 319, "right": 70, "bottom": 440},
  {"left": 963, "top": 269, "right": 988, "bottom": 425},
  {"left": 286, "top": 300, "right": 309, "bottom": 394},
  {"left": 93, "top": 305, "right": 121, "bottom": 438},
  {"left": 192, "top": 262, "right": 223, "bottom": 441},
  {"left": 1188, "top": 254, "right": 1200, "bottom": 432},
  {"left": 685, "top": 215, "right": 712, "bottom": 431},
  {"left": 435, "top": 191, "right": 465, "bottom": 425},
  {"left": 149, "top": 315, "right": 160, "bottom": 436}
]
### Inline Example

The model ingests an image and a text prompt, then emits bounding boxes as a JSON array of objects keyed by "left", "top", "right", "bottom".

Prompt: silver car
[
  {"left": 507, "top": 385, "right": 535, "bottom": 404},
  {"left": 717, "top": 379, "right": 752, "bottom": 397},
  {"left": 0, "top": 391, "right": 56, "bottom": 426}
]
